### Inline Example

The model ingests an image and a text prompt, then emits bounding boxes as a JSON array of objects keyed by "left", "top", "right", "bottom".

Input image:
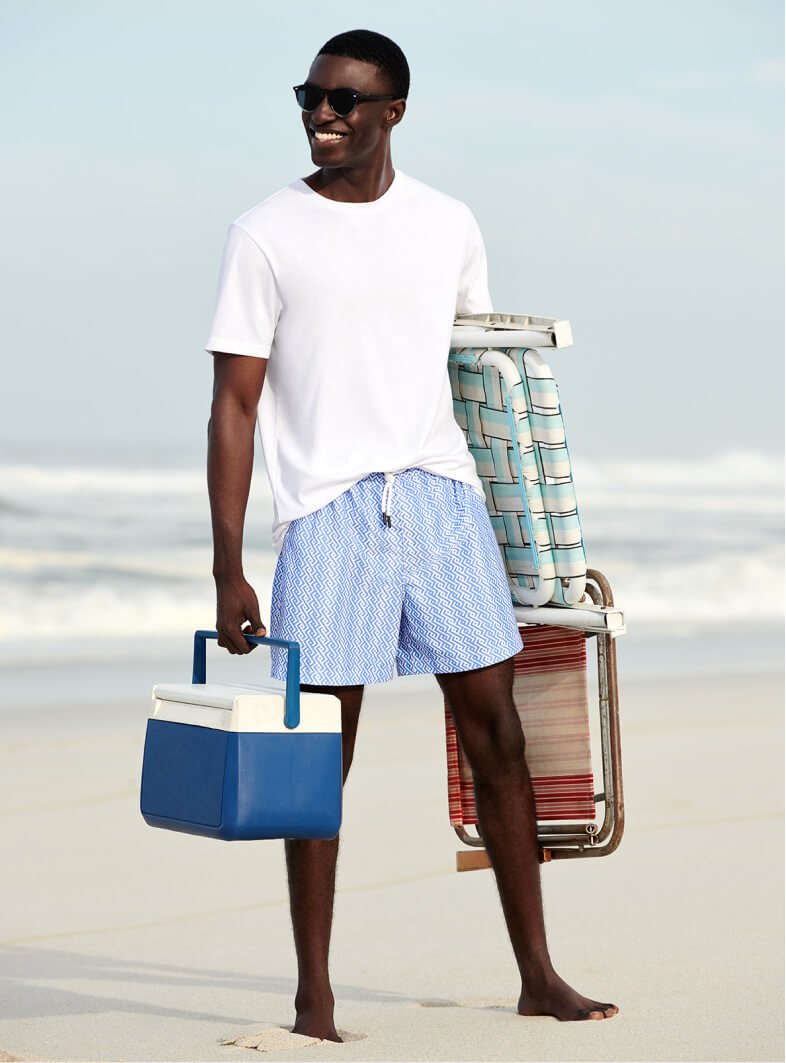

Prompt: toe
[{"left": 580, "top": 1002, "right": 618, "bottom": 1020}]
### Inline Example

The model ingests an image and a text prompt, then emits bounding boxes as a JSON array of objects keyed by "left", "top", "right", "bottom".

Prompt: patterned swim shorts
[{"left": 268, "top": 468, "right": 523, "bottom": 686}]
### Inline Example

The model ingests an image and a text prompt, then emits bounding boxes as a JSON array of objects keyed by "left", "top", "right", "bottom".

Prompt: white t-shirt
[{"left": 205, "top": 170, "right": 492, "bottom": 555}]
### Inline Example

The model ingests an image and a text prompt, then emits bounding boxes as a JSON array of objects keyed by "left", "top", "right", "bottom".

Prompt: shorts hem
[
  {"left": 396, "top": 636, "right": 524, "bottom": 678},
  {"left": 270, "top": 664, "right": 396, "bottom": 687}
]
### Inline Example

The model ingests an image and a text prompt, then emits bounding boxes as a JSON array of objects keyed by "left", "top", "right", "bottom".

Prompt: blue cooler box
[{"left": 140, "top": 631, "right": 342, "bottom": 840}]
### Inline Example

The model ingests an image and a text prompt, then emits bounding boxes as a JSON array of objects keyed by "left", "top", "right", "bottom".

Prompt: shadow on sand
[{"left": 0, "top": 943, "right": 414, "bottom": 1029}]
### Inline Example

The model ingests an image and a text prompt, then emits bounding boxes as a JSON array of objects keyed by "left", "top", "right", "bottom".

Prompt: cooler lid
[
  {"left": 150, "top": 683, "right": 341, "bottom": 733},
  {"left": 154, "top": 682, "right": 281, "bottom": 710}
]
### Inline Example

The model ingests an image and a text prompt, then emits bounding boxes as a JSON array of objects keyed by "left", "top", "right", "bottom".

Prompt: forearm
[{"left": 207, "top": 393, "right": 257, "bottom": 582}]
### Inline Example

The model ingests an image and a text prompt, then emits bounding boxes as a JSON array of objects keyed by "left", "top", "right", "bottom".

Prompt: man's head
[
  {"left": 298, "top": 29, "right": 409, "bottom": 170},
  {"left": 317, "top": 29, "right": 410, "bottom": 100}
]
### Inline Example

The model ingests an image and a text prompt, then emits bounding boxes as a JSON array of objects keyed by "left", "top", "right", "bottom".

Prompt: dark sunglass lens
[
  {"left": 296, "top": 84, "right": 323, "bottom": 111},
  {"left": 327, "top": 89, "right": 357, "bottom": 117}
]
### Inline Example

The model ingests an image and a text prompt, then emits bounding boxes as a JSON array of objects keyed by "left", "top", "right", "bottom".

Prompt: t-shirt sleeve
[
  {"left": 456, "top": 208, "right": 493, "bottom": 315},
  {"left": 204, "top": 224, "right": 281, "bottom": 358}
]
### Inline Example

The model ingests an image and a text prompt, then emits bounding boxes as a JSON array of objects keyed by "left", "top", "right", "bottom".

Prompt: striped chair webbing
[
  {"left": 445, "top": 626, "right": 596, "bottom": 825},
  {"left": 448, "top": 346, "right": 586, "bottom": 607}
]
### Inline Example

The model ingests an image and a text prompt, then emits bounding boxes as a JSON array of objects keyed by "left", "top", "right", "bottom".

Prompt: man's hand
[{"left": 215, "top": 576, "right": 267, "bottom": 654}]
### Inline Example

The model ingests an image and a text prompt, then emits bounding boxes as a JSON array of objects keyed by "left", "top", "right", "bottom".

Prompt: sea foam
[{"left": 0, "top": 451, "right": 781, "bottom": 652}]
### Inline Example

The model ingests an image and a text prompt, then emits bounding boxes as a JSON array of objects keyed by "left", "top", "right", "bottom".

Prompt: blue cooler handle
[{"left": 191, "top": 630, "right": 301, "bottom": 730}]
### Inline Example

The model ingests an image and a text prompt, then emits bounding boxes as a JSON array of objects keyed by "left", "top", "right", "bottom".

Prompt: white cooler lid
[
  {"left": 155, "top": 682, "right": 281, "bottom": 709},
  {"left": 151, "top": 683, "right": 341, "bottom": 733}
]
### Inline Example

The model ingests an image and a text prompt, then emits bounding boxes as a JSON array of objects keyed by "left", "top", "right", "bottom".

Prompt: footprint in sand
[{"left": 222, "top": 1027, "right": 366, "bottom": 1052}]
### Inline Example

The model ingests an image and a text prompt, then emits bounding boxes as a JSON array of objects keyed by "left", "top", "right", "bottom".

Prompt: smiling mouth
[{"left": 311, "top": 130, "right": 348, "bottom": 143}]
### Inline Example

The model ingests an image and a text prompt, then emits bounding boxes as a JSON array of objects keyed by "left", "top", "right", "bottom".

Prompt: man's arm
[{"left": 207, "top": 351, "right": 268, "bottom": 654}]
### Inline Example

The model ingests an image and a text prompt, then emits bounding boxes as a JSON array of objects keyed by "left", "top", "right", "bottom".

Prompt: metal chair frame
[
  {"left": 447, "top": 317, "right": 624, "bottom": 868},
  {"left": 453, "top": 569, "right": 624, "bottom": 866}
]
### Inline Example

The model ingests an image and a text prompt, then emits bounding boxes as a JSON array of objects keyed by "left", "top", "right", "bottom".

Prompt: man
[{"left": 205, "top": 29, "right": 617, "bottom": 1042}]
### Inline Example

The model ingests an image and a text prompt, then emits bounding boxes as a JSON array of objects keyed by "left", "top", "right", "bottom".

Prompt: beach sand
[{"left": 0, "top": 668, "right": 783, "bottom": 1063}]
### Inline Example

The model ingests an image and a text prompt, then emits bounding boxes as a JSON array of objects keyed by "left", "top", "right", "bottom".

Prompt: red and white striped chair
[
  {"left": 445, "top": 571, "right": 624, "bottom": 867},
  {"left": 446, "top": 315, "right": 625, "bottom": 867}
]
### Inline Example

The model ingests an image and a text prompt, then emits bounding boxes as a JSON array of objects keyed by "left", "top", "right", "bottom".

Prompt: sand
[{"left": 0, "top": 667, "right": 783, "bottom": 1063}]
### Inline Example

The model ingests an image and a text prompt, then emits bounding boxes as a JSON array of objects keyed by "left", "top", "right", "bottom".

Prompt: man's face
[{"left": 300, "top": 53, "right": 404, "bottom": 169}]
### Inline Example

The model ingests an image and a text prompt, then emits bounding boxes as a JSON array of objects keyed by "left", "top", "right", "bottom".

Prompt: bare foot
[
  {"left": 293, "top": 991, "right": 342, "bottom": 1042},
  {"left": 518, "top": 972, "right": 618, "bottom": 1022}
]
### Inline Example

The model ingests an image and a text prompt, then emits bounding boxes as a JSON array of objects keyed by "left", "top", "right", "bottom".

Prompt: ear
[{"left": 386, "top": 98, "right": 406, "bottom": 128}]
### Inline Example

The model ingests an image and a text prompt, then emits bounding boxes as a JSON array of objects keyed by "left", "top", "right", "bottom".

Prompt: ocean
[{"left": 0, "top": 446, "right": 782, "bottom": 704}]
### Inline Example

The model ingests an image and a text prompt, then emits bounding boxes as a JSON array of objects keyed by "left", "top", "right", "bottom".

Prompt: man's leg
[
  {"left": 286, "top": 682, "right": 364, "bottom": 1042},
  {"left": 437, "top": 657, "right": 618, "bottom": 1021}
]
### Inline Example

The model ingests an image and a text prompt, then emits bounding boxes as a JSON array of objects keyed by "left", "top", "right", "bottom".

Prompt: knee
[
  {"left": 300, "top": 683, "right": 363, "bottom": 786},
  {"left": 338, "top": 696, "right": 364, "bottom": 784},
  {"left": 341, "top": 738, "right": 356, "bottom": 784}
]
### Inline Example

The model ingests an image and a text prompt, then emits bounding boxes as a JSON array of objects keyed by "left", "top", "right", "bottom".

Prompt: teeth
[{"left": 314, "top": 131, "right": 344, "bottom": 141}]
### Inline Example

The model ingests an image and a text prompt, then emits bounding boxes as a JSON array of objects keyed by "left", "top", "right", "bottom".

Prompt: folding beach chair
[{"left": 446, "top": 314, "right": 625, "bottom": 866}]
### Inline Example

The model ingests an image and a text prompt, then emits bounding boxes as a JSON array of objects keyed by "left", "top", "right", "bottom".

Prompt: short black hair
[{"left": 317, "top": 29, "right": 410, "bottom": 100}]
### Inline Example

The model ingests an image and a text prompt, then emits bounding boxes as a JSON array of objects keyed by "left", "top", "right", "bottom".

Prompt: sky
[{"left": 1, "top": 0, "right": 783, "bottom": 465}]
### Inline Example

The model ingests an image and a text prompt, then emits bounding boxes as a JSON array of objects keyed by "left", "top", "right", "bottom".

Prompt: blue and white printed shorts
[{"left": 268, "top": 468, "right": 523, "bottom": 686}]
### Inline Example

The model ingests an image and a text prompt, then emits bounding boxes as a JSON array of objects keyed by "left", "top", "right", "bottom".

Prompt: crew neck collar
[{"left": 291, "top": 170, "right": 404, "bottom": 209}]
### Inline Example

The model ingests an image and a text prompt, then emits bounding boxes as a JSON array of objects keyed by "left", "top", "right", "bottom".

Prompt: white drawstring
[{"left": 381, "top": 472, "right": 396, "bottom": 527}]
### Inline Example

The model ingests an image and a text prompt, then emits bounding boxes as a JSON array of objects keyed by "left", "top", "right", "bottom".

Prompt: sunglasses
[{"left": 293, "top": 82, "right": 398, "bottom": 118}]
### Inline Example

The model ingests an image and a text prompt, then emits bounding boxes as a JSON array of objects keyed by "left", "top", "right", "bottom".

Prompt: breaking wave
[{"left": 0, "top": 450, "right": 781, "bottom": 654}]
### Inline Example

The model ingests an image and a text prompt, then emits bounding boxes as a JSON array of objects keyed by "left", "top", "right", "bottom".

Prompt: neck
[{"left": 304, "top": 157, "right": 396, "bottom": 203}]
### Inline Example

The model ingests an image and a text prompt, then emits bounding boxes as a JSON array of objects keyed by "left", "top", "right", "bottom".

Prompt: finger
[
  {"left": 241, "top": 621, "right": 267, "bottom": 651},
  {"left": 236, "top": 625, "right": 256, "bottom": 653},
  {"left": 216, "top": 632, "right": 235, "bottom": 654},
  {"left": 222, "top": 624, "right": 250, "bottom": 655}
]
